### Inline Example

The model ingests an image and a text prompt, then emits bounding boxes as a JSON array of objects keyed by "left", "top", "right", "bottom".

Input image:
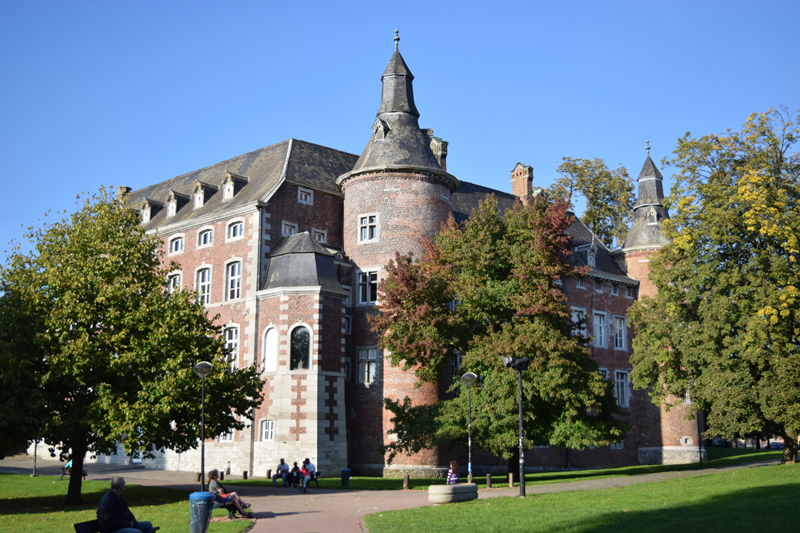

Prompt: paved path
[{"left": 0, "top": 455, "right": 780, "bottom": 533}]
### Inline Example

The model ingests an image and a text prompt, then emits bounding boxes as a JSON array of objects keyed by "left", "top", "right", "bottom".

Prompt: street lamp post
[
  {"left": 193, "top": 361, "right": 213, "bottom": 492},
  {"left": 460, "top": 372, "right": 478, "bottom": 483},
  {"left": 502, "top": 356, "right": 530, "bottom": 498}
]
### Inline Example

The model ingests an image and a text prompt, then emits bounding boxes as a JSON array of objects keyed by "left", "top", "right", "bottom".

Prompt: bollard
[
  {"left": 196, "top": 472, "right": 202, "bottom": 483},
  {"left": 267, "top": 468, "right": 272, "bottom": 480},
  {"left": 219, "top": 471, "right": 224, "bottom": 481},
  {"left": 243, "top": 471, "right": 248, "bottom": 480},
  {"left": 486, "top": 473, "right": 492, "bottom": 488},
  {"left": 468, "top": 473, "right": 473, "bottom": 483},
  {"left": 403, "top": 474, "right": 410, "bottom": 490},
  {"left": 508, "top": 473, "right": 513, "bottom": 487}
]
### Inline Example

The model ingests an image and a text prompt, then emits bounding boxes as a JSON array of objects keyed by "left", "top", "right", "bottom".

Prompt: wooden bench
[
  {"left": 73, "top": 520, "right": 159, "bottom": 533},
  {"left": 427, "top": 483, "right": 478, "bottom": 504},
  {"left": 213, "top": 499, "right": 240, "bottom": 520},
  {"left": 61, "top": 466, "right": 87, "bottom": 481}
]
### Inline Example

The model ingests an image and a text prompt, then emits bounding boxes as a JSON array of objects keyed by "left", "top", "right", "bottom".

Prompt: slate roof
[
  {"left": 261, "top": 232, "right": 345, "bottom": 294},
  {"left": 621, "top": 155, "right": 671, "bottom": 252},
  {"left": 127, "top": 139, "right": 358, "bottom": 231}
]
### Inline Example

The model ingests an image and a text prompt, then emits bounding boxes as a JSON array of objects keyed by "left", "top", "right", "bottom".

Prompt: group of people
[{"left": 272, "top": 457, "right": 317, "bottom": 493}]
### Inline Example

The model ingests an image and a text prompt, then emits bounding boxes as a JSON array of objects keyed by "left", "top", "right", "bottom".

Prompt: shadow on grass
[
  {"left": 0, "top": 483, "right": 190, "bottom": 516},
  {"left": 554, "top": 482, "right": 800, "bottom": 532}
]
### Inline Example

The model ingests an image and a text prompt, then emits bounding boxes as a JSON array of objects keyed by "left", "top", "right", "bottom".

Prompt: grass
[
  {"left": 229, "top": 448, "right": 783, "bottom": 491},
  {"left": 0, "top": 473, "right": 251, "bottom": 533},
  {"left": 363, "top": 463, "right": 800, "bottom": 532}
]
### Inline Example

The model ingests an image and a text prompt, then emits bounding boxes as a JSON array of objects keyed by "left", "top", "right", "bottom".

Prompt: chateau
[{"left": 76, "top": 39, "right": 705, "bottom": 477}]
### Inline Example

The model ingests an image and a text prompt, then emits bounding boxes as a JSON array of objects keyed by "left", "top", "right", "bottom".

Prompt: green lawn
[
  {"left": 230, "top": 448, "right": 783, "bottom": 491},
  {"left": 0, "top": 473, "right": 251, "bottom": 533},
  {"left": 364, "top": 463, "right": 800, "bottom": 532}
]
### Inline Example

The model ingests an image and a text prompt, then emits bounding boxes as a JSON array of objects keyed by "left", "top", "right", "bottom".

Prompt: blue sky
[{"left": 2, "top": 1, "right": 798, "bottom": 258}]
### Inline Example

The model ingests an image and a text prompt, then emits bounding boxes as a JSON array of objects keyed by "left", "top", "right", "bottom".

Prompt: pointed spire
[
  {"left": 394, "top": 29, "right": 400, "bottom": 50},
  {"left": 379, "top": 32, "right": 418, "bottom": 116},
  {"left": 621, "top": 147, "right": 671, "bottom": 252}
]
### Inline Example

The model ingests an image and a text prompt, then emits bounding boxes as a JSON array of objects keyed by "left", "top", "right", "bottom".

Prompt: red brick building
[{"left": 113, "top": 40, "right": 703, "bottom": 477}]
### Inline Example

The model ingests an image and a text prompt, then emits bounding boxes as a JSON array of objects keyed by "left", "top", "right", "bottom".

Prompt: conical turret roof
[{"left": 621, "top": 148, "right": 671, "bottom": 252}]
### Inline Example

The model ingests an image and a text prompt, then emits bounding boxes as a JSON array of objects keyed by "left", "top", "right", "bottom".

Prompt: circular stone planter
[{"left": 427, "top": 483, "right": 479, "bottom": 504}]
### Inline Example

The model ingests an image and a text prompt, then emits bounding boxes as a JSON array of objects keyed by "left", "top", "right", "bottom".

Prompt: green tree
[
  {"left": 628, "top": 107, "right": 800, "bottom": 464},
  {"left": 548, "top": 157, "right": 634, "bottom": 249},
  {"left": 371, "top": 195, "right": 628, "bottom": 476},
  {"left": 0, "top": 188, "right": 264, "bottom": 503}
]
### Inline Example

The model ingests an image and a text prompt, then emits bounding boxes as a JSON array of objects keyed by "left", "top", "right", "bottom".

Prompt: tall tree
[
  {"left": 0, "top": 188, "right": 264, "bottom": 503},
  {"left": 629, "top": 107, "right": 800, "bottom": 464},
  {"left": 371, "top": 195, "right": 627, "bottom": 474},
  {"left": 548, "top": 157, "right": 634, "bottom": 249}
]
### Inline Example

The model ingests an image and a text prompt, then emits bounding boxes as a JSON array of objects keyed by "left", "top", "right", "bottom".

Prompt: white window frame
[
  {"left": 593, "top": 312, "right": 606, "bottom": 348},
  {"left": 587, "top": 251, "right": 596, "bottom": 267},
  {"left": 626, "top": 286, "right": 635, "bottom": 299},
  {"left": 218, "top": 430, "right": 233, "bottom": 443},
  {"left": 225, "top": 326, "right": 239, "bottom": 371},
  {"left": 612, "top": 284, "right": 619, "bottom": 296},
  {"left": 614, "top": 316, "right": 627, "bottom": 350},
  {"left": 358, "top": 346, "right": 379, "bottom": 384},
  {"left": 282, "top": 221, "right": 298, "bottom": 237},
  {"left": 571, "top": 307, "right": 587, "bottom": 338},
  {"left": 225, "top": 261, "right": 242, "bottom": 301},
  {"left": 595, "top": 279, "right": 603, "bottom": 293},
  {"left": 598, "top": 367, "right": 609, "bottom": 380},
  {"left": 262, "top": 327, "right": 279, "bottom": 373},
  {"left": 312, "top": 229, "right": 327, "bottom": 243},
  {"left": 615, "top": 370, "right": 630, "bottom": 407},
  {"left": 198, "top": 228, "right": 213, "bottom": 248},
  {"left": 260, "top": 419, "right": 275, "bottom": 442},
  {"left": 358, "top": 213, "right": 379, "bottom": 243},
  {"left": 298, "top": 187, "right": 314, "bottom": 205},
  {"left": 289, "top": 325, "right": 311, "bottom": 371},
  {"left": 227, "top": 220, "right": 244, "bottom": 241},
  {"left": 611, "top": 440, "right": 624, "bottom": 450},
  {"left": 576, "top": 277, "right": 585, "bottom": 289},
  {"left": 195, "top": 267, "right": 212, "bottom": 305},
  {"left": 168, "top": 236, "right": 184, "bottom": 255},
  {"left": 357, "top": 269, "right": 379, "bottom": 305},
  {"left": 167, "top": 273, "right": 182, "bottom": 294}
]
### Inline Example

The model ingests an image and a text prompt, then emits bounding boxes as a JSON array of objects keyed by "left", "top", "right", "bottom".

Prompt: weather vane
[
  {"left": 394, "top": 29, "right": 399, "bottom": 50},
  {"left": 646, "top": 140, "right": 651, "bottom": 157}
]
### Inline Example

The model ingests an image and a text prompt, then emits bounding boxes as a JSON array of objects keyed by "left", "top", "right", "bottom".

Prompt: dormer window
[
  {"left": 140, "top": 198, "right": 163, "bottom": 224},
  {"left": 166, "top": 190, "right": 190, "bottom": 219},
  {"left": 192, "top": 180, "right": 218, "bottom": 210},
  {"left": 587, "top": 250, "right": 596, "bottom": 267},
  {"left": 222, "top": 171, "right": 249, "bottom": 202}
]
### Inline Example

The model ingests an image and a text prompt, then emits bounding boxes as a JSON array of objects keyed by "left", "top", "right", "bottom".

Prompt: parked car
[
  {"left": 711, "top": 438, "right": 727, "bottom": 447},
  {"left": 769, "top": 441, "right": 784, "bottom": 450}
]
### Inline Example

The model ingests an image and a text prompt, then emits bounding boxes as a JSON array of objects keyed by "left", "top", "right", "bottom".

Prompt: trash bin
[
  {"left": 189, "top": 491, "right": 215, "bottom": 533},
  {"left": 340, "top": 468, "right": 351, "bottom": 487}
]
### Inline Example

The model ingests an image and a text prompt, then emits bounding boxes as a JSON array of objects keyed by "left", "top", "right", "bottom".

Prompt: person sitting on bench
[
  {"left": 96, "top": 477, "right": 155, "bottom": 533},
  {"left": 208, "top": 469, "right": 253, "bottom": 518},
  {"left": 272, "top": 458, "right": 290, "bottom": 486}
]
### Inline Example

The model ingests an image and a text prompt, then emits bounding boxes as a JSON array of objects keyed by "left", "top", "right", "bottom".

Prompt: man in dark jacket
[{"left": 96, "top": 477, "right": 155, "bottom": 533}]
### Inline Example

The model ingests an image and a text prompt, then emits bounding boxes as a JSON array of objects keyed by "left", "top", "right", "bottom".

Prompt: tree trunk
[
  {"left": 507, "top": 447, "right": 520, "bottom": 482},
  {"left": 782, "top": 428, "right": 798, "bottom": 465},
  {"left": 65, "top": 439, "right": 87, "bottom": 505}
]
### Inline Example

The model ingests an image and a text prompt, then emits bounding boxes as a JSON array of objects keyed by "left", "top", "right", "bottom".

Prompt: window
[
  {"left": 226, "top": 262, "right": 242, "bottom": 300},
  {"left": 344, "top": 358, "right": 351, "bottom": 380},
  {"left": 358, "top": 214, "right": 378, "bottom": 242},
  {"left": 198, "top": 229, "right": 213, "bottom": 247},
  {"left": 593, "top": 312, "right": 606, "bottom": 347},
  {"left": 312, "top": 229, "right": 326, "bottom": 243},
  {"left": 343, "top": 315, "right": 352, "bottom": 335},
  {"left": 263, "top": 328, "right": 278, "bottom": 373},
  {"left": 298, "top": 187, "right": 313, "bottom": 205},
  {"left": 227, "top": 221, "right": 243, "bottom": 239},
  {"left": 647, "top": 207, "right": 658, "bottom": 225},
  {"left": 358, "top": 347, "right": 378, "bottom": 384},
  {"left": 598, "top": 368, "right": 609, "bottom": 380},
  {"left": 196, "top": 268, "right": 211, "bottom": 304},
  {"left": 167, "top": 273, "right": 181, "bottom": 294},
  {"left": 225, "top": 327, "right": 239, "bottom": 371},
  {"left": 169, "top": 237, "right": 184, "bottom": 254},
  {"left": 587, "top": 251, "right": 596, "bottom": 267},
  {"left": 358, "top": 270, "right": 378, "bottom": 304},
  {"left": 614, "top": 317, "right": 627, "bottom": 350},
  {"left": 611, "top": 441, "right": 624, "bottom": 450},
  {"left": 342, "top": 286, "right": 351, "bottom": 307},
  {"left": 612, "top": 284, "right": 619, "bottom": 296},
  {"left": 576, "top": 277, "right": 585, "bottom": 289},
  {"left": 282, "top": 222, "right": 298, "bottom": 237},
  {"left": 626, "top": 286, "right": 635, "bottom": 298},
  {"left": 595, "top": 279, "right": 603, "bottom": 293},
  {"left": 290, "top": 326, "right": 310, "bottom": 371},
  {"left": 615, "top": 370, "right": 630, "bottom": 407},
  {"left": 218, "top": 430, "right": 233, "bottom": 442},
  {"left": 450, "top": 352, "right": 461, "bottom": 383},
  {"left": 571, "top": 308, "right": 587, "bottom": 338},
  {"left": 260, "top": 420, "right": 275, "bottom": 442}
]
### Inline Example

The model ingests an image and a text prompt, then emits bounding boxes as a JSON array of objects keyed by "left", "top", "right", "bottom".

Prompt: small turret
[{"left": 621, "top": 142, "right": 671, "bottom": 252}]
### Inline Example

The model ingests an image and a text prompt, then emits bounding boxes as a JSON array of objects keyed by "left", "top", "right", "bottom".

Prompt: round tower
[
  {"left": 621, "top": 144, "right": 706, "bottom": 465},
  {"left": 337, "top": 33, "right": 458, "bottom": 476}
]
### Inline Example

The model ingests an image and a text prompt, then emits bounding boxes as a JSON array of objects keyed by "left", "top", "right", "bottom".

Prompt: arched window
[
  {"left": 290, "top": 327, "right": 310, "bottom": 371},
  {"left": 263, "top": 328, "right": 278, "bottom": 373}
]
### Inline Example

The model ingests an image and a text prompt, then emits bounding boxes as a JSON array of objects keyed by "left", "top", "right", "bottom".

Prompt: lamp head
[
  {"left": 502, "top": 356, "right": 515, "bottom": 368},
  {"left": 515, "top": 357, "right": 531, "bottom": 371},
  {"left": 460, "top": 372, "right": 478, "bottom": 386},
  {"left": 193, "top": 361, "right": 213, "bottom": 378}
]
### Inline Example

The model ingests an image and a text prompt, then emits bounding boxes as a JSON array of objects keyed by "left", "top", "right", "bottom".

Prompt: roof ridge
[{"left": 289, "top": 138, "right": 359, "bottom": 158}]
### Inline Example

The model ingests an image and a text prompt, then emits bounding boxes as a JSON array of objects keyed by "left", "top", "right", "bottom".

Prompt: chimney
[
  {"left": 430, "top": 137, "right": 448, "bottom": 172},
  {"left": 116, "top": 186, "right": 132, "bottom": 202},
  {"left": 510, "top": 163, "right": 533, "bottom": 203}
]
